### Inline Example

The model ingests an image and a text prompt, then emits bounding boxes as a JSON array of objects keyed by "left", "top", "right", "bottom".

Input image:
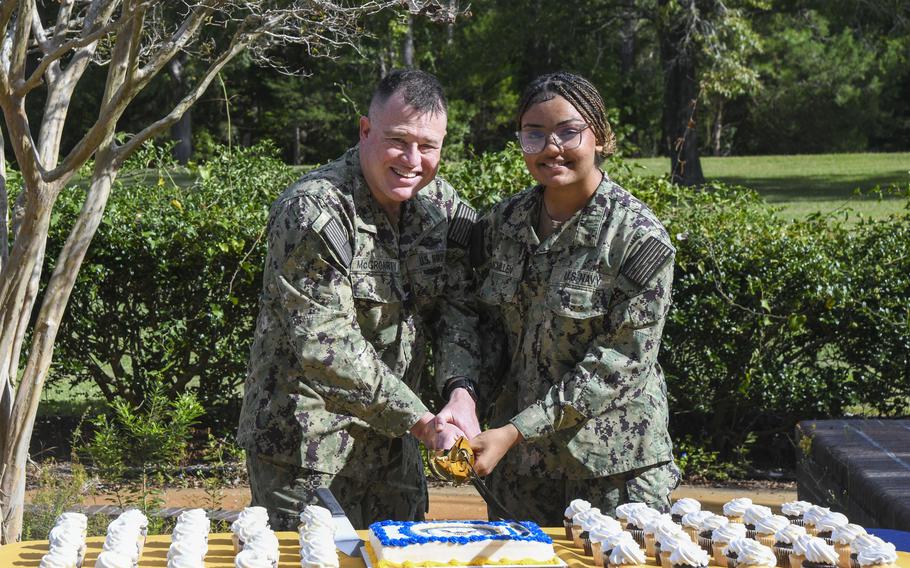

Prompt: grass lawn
[{"left": 628, "top": 152, "right": 910, "bottom": 219}]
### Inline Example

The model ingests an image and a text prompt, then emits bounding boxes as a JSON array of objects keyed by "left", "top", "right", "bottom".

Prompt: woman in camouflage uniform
[{"left": 468, "top": 72, "right": 680, "bottom": 524}]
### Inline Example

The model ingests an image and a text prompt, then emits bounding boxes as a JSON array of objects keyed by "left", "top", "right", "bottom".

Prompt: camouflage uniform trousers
[
  {"left": 246, "top": 449, "right": 428, "bottom": 530},
  {"left": 484, "top": 461, "right": 681, "bottom": 525}
]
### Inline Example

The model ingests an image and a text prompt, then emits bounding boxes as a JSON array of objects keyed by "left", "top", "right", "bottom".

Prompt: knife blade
[
  {"left": 465, "top": 456, "right": 524, "bottom": 522},
  {"left": 316, "top": 487, "right": 364, "bottom": 557}
]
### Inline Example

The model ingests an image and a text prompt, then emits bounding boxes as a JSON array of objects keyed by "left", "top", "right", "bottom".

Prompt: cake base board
[{"left": 363, "top": 541, "right": 568, "bottom": 568}]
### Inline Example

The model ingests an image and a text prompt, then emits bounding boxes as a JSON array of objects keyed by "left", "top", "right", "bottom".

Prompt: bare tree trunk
[
  {"left": 402, "top": 13, "right": 415, "bottom": 68},
  {"left": 618, "top": 0, "right": 638, "bottom": 151},
  {"left": 168, "top": 54, "right": 192, "bottom": 164},
  {"left": 0, "top": 142, "right": 117, "bottom": 543},
  {"left": 658, "top": 0, "right": 704, "bottom": 186},
  {"left": 712, "top": 99, "right": 724, "bottom": 156},
  {"left": 292, "top": 125, "right": 301, "bottom": 165},
  {"left": 0, "top": 200, "right": 55, "bottom": 544}
]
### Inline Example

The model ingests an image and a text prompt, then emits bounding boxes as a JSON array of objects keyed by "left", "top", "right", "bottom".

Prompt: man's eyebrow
[{"left": 383, "top": 128, "right": 444, "bottom": 146}]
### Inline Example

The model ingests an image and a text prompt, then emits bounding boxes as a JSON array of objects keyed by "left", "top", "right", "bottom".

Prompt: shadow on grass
[{"left": 716, "top": 171, "right": 909, "bottom": 202}]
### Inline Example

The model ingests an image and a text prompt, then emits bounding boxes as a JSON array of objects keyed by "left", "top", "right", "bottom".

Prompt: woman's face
[{"left": 519, "top": 95, "right": 603, "bottom": 193}]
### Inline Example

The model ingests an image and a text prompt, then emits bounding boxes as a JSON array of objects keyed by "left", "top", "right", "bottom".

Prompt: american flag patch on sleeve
[
  {"left": 319, "top": 217, "right": 352, "bottom": 268},
  {"left": 448, "top": 202, "right": 478, "bottom": 248},
  {"left": 621, "top": 236, "right": 673, "bottom": 287}
]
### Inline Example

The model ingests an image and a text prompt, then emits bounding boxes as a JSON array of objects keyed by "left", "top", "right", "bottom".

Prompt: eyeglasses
[{"left": 515, "top": 123, "right": 590, "bottom": 154}]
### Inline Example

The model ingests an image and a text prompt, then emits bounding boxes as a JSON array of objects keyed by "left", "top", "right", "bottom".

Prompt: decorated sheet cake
[{"left": 367, "top": 520, "right": 564, "bottom": 568}]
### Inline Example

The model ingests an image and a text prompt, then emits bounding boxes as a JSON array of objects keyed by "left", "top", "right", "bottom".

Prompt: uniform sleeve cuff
[
  {"left": 509, "top": 404, "right": 552, "bottom": 440},
  {"left": 371, "top": 388, "right": 429, "bottom": 437}
]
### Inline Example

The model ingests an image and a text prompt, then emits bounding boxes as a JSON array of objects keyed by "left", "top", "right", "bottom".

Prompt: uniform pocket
[
  {"left": 478, "top": 271, "right": 521, "bottom": 305},
  {"left": 351, "top": 271, "right": 399, "bottom": 303},
  {"left": 546, "top": 284, "right": 610, "bottom": 319},
  {"left": 405, "top": 249, "right": 447, "bottom": 298}
]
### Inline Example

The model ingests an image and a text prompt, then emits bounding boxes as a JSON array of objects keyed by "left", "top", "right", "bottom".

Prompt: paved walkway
[{"left": 26, "top": 483, "right": 796, "bottom": 521}]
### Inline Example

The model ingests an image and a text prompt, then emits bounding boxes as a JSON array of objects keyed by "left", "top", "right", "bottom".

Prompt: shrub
[
  {"left": 47, "top": 141, "right": 298, "bottom": 430},
  {"left": 39, "top": 142, "right": 909, "bottom": 469},
  {"left": 74, "top": 380, "right": 204, "bottom": 532}
]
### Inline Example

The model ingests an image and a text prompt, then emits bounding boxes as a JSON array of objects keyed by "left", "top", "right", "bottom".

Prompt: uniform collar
[
  {"left": 499, "top": 173, "right": 612, "bottom": 252},
  {"left": 348, "top": 145, "right": 443, "bottom": 251}
]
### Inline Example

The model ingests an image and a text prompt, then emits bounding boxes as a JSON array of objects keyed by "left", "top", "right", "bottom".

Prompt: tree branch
[
  {"left": 116, "top": 33, "right": 252, "bottom": 162},
  {"left": 16, "top": 14, "right": 131, "bottom": 97},
  {"left": 0, "top": 1, "right": 19, "bottom": 48},
  {"left": 135, "top": 2, "right": 219, "bottom": 85},
  {"left": 28, "top": 0, "right": 50, "bottom": 55},
  {"left": 8, "top": 0, "right": 33, "bottom": 82}
]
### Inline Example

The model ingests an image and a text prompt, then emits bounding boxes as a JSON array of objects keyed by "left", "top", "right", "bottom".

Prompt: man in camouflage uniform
[
  {"left": 468, "top": 176, "right": 680, "bottom": 523},
  {"left": 237, "top": 69, "right": 481, "bottom": 530}
]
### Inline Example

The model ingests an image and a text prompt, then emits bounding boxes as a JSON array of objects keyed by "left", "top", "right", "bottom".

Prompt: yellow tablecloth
[{"left": 1, "top": 528, "right": 908, "bottom": 568}]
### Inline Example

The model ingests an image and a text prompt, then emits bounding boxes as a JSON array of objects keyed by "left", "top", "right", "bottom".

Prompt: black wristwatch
[{"left": 443, "top": 377, "right": 478, "bottom": 403}]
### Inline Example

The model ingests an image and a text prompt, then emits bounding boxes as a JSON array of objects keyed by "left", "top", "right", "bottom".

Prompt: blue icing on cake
[{"left": 370, "top": 520, "right": 552, "bottom": 548}]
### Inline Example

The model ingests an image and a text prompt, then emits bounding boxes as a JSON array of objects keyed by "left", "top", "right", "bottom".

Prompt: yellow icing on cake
[{"left": 364, "top": 541, "right": 563, "bottom": 568}]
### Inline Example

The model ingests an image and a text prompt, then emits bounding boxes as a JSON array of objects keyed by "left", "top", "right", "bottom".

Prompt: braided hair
[{"left": 516, "top": 72, "right": 616, "bottom": 163}]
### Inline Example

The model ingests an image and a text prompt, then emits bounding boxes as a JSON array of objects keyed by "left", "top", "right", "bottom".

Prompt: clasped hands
[{"left": 409, "top": 389, "right": 523, "bottom": 477}]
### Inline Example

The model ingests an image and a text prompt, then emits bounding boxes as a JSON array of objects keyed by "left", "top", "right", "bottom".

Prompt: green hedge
[{"left": 43, "top": 143, "right": 910, "bottom": 464}]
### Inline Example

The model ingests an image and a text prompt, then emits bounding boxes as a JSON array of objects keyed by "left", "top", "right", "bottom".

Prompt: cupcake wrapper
[
  {"left": 713, "top": 543, "right": 729, "bottom": 567},
  {"left": 629, "top": 529, "right": 645, "bottom": 549},
  {"left": 593, "top": 541, "right": 605, "bottom": 567},
  {"left": 834, "top": 543, "right": 851, "bottom": 568},
  {"left": 645, "top": 534, "right": 657, "bottom": 558},
  {"left": 698, "top": 537, "right": 714, "bottom": 554},
  {"left": 773, "top": 546, "right": 792, "bottom": 568},
  {"left": 758, "top": 535, "right": 776, "bottom": 548},
  {"left": 660, "top": 550, "right": 672, "bottom": 568},
  {"left": 232, "top": 533, "right": 243, "bottom": 555},
  {"left": 564, "top": 520, "right": 574, "bottom": 541},
  {"left": 571, "top": 524, "right": 584, "bottom": 548},
  {"left": 789, "top": 553, "right": 805, "bottom": 568}
]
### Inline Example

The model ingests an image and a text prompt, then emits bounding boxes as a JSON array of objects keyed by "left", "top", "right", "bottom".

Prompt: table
[
  {"left": 2, "top": 527, "right": 909, "bottom": 567},
  {"left": 797, "top": 419, "right": 910, "bottom": 529}
]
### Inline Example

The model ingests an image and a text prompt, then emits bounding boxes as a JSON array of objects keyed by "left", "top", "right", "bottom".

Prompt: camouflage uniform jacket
[
  {"left": 237, "top": 147, "right": 480, "bottom": 478},
  {"left": 473, "top": 175, "right": 675, "bottom": 479}
]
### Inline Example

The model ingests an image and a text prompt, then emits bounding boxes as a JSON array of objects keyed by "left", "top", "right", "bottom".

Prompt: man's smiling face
[{"left": 359, "top": 91, "right": 447, "bottom": 214}]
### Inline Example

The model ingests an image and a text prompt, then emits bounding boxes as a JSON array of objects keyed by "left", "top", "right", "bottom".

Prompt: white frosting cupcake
[
  {"left": 609, "top": 536, "right": 647, "bottom": 567},
  {"left": 831, "top": 524, "right": 866, "bottom": 545},
  {"left": 776, "top": 524, "right": 808, "bottom": 546},
  {"left": 815, "top": 512, "right": 849, "bottom": 537},
  {"left": 782, "top": 501, "right": 814, "bottom": 521},
  {"left": 616, "top": 503, "right": 650, "bottom": 524},
  {"left": 235, "top": 549, "right": 274, "bottom": 568},
  {"left": 670, "top": 499, "right": 701, "bottom": 521},
  {"left": 735, "top": 539, "right": 777, "bottom": 568},
  {"left": 743, "top": 505, "right": 773, "bottom": 528},
  {"left": 804, "top": 537, "right": 839, "bottom": 566},
  {"left": 682, "top": 511, "right": 712, "bottom": 530},
  {"left": 712, "top": 523, "right": 748, "bottom": 545},
  {"left": 803, "top": 506, "right": 831, "bottom": 532},
  {"left": 38, "top": 549, "right": 76, "bottom": 568},
  {"left": 566, "top": 499, "right": 593, "bottom": 520},
  {"left": 244, "top": 529, "right": 280, "bottom": 566},
  {"left": 669, "top": 539, "right": 710, "bottom": 567},
  {"left": 856, "top": 542, "right": 898, "bottom": 567},
  {"left": 94, "top": 550, "right": 134, "bottom": 568},
  {"left": 853, "top": 535, "right": 887, "bottom": 552},
  {"left": 722, "top": 498, "right": 752, "bottom": 520},
  {"left": 754, "top": 515, "right": 790, "bottom": 544}
]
